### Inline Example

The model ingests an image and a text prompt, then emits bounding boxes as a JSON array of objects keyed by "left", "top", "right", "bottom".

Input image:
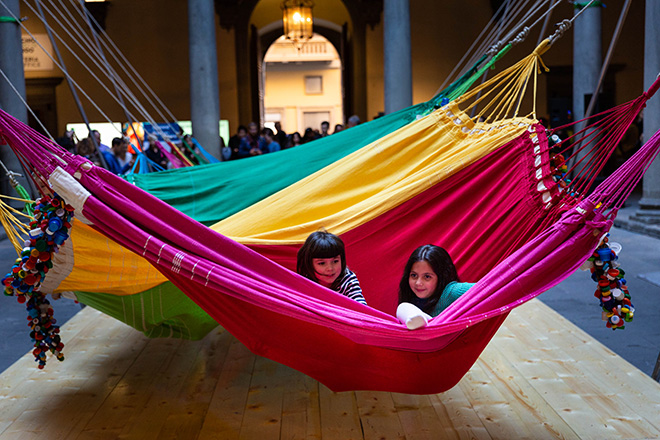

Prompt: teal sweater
[{"left": 430, "top": 282, "right": 474, "bottom": 317}]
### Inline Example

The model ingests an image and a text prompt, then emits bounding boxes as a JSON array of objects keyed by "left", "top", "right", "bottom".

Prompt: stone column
[
  {"left": 383, "top": 0, "right": 412, "bottom": 114},
  {"left": 188, "top": 0, "right": 221, "bottom": 159},
  {"left": 571, "top": 3, "right": 602, "bottom": 175},
  {"left": 0, "top": 0, "right": 31, "bottom": 202},
  {"left": 573, "top": 3, "right": 601, "bottom": 124},
  {"left": 634, "top": 0, "right": 660, "bottom": 222}
]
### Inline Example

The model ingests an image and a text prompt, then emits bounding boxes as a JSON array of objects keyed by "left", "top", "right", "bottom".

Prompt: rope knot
[
  {"left": 548, "top": 19, "right": 572, "bottom": 45},
  {"left": 487, "top": 41, "right": 503, "bottom": 57},
  {"left": 511, "top": 27, "right": 529, "bottom": 46}
]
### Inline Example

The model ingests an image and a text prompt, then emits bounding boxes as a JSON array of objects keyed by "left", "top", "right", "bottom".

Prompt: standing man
[{"left": 320, "top": 121, "right": 330, "bottom": 137}]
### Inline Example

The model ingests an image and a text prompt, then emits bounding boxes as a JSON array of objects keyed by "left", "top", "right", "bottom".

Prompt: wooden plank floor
[{"left": 1, "top": 299, "right": 659, "bottom": 440}]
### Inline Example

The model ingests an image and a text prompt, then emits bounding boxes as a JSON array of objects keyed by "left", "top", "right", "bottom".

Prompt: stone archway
[
  {"left": 259, "top": 20, "right": 344, "bottom": 129},
  {"left": 261, "top": 30, "right": 344, "bottom": 135},
  {"left": 215, "top": 0, "right": 382, "bottom": 126}
]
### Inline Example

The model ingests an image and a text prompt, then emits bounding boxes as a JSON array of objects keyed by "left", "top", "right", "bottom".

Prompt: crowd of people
[
  {"left": 226, "top": 117, "right": 359, "bottom": 161},
  {"left": 57, "top": 115, "right": 362, "bottom": 173},
  {"left": 57, "top": 128, "right": 206, "bottom": 175}
]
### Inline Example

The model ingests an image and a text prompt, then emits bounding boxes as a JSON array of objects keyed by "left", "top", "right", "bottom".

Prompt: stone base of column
[
  {"left": 614, "top": 205, "right": 660, "bottom": 240},
  {"left": 632, "top": 207, "right": 660, "bottom": 223},
  {"left": 611, "top": 195, "right": 660, "bottom": 239}
]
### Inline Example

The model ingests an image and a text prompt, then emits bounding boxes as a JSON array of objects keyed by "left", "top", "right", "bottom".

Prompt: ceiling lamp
[{"left": 281, "top": 0, "right": 314, "bottom": 50}]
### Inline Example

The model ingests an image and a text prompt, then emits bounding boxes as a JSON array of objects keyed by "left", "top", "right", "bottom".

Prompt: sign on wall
[{"left": 22, "top": 34, "right": 54, "bottom": 71}]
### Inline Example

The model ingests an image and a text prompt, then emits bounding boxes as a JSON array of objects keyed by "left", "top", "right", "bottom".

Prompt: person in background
[
  {"left": 90, "top": 130, "right": 111, "bottom": 154},
  {"left": 320, "top": 121, "right": 330, "bottom": 137},
  {"left": 287, "top": 132, "right": 302, "bottom": 149},
  {"left": 115, "top": 137, "right": 133, "bottom": 170},
  {"left": 145, "top": 134, "right": 169, "bottom": 170},
  {"left": 101, "top": 137, "right": 134, "bottom": 175},
  {"left": 347, "top": 115, "right": 360, "bottom": 129},
  {"left": 274, "top": 121, "right": 288, "bottom": 149},
  {"left": 238, "top": 122, "right": 263, "bottom": 157},
  {"left": 302, "top": 127, "right": 319, "bottom": 144},
  {"left": 261, "top": 127, "right": 281, "bottom": 153},
  {"left": 333, "top": 124, "right": 344, "bottom": 134},
  {"left": 75, "top": 138, "right": 100, "bottom": 166},
  {"left": 56, "top": 129, "right": 76, "bottom": 153},
  {"left": 228, "top": 125, "right": 247, "bottom": 160}
]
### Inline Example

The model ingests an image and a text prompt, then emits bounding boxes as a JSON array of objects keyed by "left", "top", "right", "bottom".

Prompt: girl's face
[
  {"left": 313, "top": 255, "right": 342, "bottom": 287},
  {"left": 409, "top": 260, "right": 438, "bottom": 299}
]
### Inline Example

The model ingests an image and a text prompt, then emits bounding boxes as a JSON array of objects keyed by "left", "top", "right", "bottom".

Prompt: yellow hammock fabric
[{"left": 44, "top": 41, "right": 551, "bottom": 297}]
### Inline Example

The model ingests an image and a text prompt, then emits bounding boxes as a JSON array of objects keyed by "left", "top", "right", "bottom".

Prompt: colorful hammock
[
  {"left": 14, "top": 48, "right": 505, "bottom": 339},
  {"left": 2, "top": 41, "right": 658, "bottom": 394},
  {"left": 33, "top": 43, "right": 544, "bottom": 336}
]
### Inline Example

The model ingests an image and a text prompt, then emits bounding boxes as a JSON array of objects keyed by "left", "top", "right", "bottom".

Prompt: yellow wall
[{"left": 264, "top": 62, "right": 343, "bottom": 134}]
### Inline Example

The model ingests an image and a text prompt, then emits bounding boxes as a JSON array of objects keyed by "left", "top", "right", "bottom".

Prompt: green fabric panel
[{"left": 75, "top": 282, "right": 218, "bottom": 340}]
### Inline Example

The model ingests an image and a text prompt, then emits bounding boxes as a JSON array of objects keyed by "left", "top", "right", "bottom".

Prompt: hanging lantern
[{"left": 281, "top": 0, "right": 314, "bottom": 50}]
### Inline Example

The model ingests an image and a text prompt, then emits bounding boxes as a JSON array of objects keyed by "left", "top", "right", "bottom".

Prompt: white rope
[
  {"left": 40, "top": 0, "right": 182, "bottom": 144},
  {"left": 52, "top": 0, "right": 177, "bottom": 127},
  {"left": 435, "top": 0, "right": 554, "bottom": 97},
  {"left": 0, "top": 67, "right": 55, "bottom": 141},
  {"left": 30, "top": 0, "right": 155, "bottom": 126},
  {"left": 2, "top": 0, "right": 134, "bottom": 139},
  {"left": 548, "top": 0, "right": 599, "bottom": 45},
  {"left": 15, "top": 0, "right": 175, "bottom": 147},
  {"left": 38, "top": 0, "right": 167, "bottom": 142},
  {"left": 435, "top": 0, "right": 515, "bottom": 92},
  {"left": 60, "top": 0, "right": 179, "bottom": 123}
]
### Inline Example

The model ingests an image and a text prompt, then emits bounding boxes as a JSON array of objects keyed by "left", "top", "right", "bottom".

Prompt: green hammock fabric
[{"left": 76, "top": 283, "right": 217, "bottom": 339}]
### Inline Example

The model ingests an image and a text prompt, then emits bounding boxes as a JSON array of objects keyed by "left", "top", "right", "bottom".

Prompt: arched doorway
[{"left": 262, "top": 33, "right": 343, "bottom": 139}]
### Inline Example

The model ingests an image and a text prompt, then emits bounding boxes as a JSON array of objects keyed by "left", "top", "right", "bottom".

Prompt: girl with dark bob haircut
[{"left": 296, "top": 231, "right": 367, "bottom": 305}]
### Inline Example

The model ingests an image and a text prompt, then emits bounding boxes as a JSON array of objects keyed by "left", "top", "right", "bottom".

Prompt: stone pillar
[
  {"left": 571, "top": 3, "right": 601, "bottom": 174},
  {"left": 188, "top": 0, "right": 221, "bottom": 159},
  {"left": 383, "top": 0, "right": 412, "bottom": 114},
  {"left": 573, "top": 3, "right": 601, "bottom": 124},
  {"left": 634, "top": 0, "right": 660, "bottom": 222},
  {"left": 0, "top": 0, "right": 31, "bottom": 202}
]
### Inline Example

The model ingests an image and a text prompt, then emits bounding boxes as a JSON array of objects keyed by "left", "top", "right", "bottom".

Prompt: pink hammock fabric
[{"left": 1, "top": 96, "right": 658, "bottom": 393}]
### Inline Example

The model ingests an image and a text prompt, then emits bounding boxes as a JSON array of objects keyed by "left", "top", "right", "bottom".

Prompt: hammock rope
[
  {"left": 0, "top": 68, "right": 54, "bottom": 141},
  {"left": 438, "top": 0, "right": 558, "bottom": 103},
  {"left": 0, "top": 0, "right": 135, "bottom": 140},
  {"left": 40, "top": 0, "right": 177, "bottom": 140},
  {"left": 57, "top": 0, "right": 179, "bottom": 123},
  {"left": 7, "top": 0, "right": 182, "bottom": 151},
  {"left": 549, "top": 76, "right": 659, "bottom": 200}
]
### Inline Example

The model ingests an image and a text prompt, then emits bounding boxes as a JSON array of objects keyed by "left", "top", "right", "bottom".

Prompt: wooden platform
[{"left": 1, "top": 299, "right": 659, "bottom": 440}]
